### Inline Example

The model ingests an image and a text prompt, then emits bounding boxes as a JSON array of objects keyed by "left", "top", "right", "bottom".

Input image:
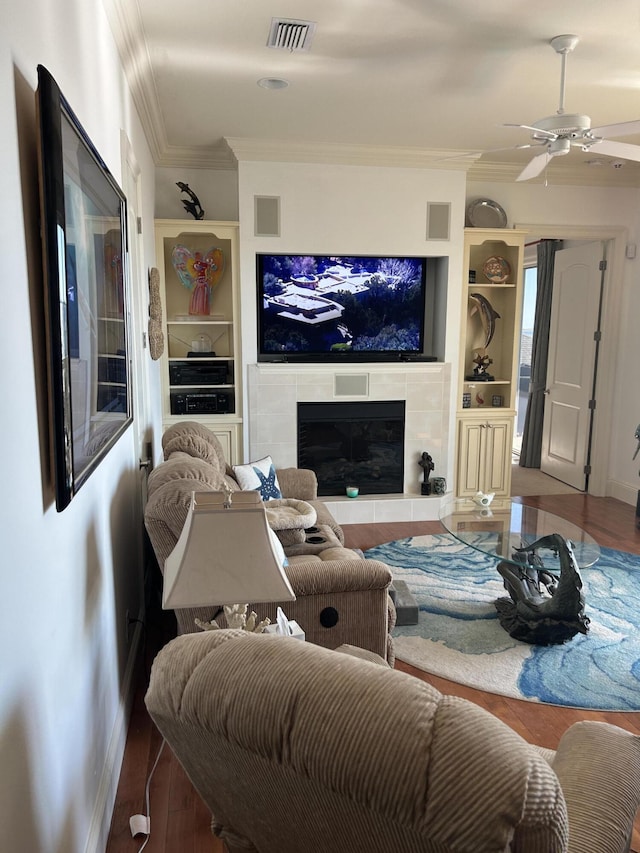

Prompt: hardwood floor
[{"left": 106, "top": 494, "right": 640, "bottom": 852}]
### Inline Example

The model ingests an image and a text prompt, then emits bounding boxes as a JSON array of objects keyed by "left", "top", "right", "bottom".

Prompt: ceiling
[{"left": 107, "top": 0, "right": 640, "bottom": 185}]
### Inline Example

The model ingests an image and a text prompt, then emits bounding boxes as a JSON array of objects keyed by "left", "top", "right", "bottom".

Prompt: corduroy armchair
[
  {"left": 144, "top": 421, "right": 395, "bottom": 661},
  {"left": 146, "top": 629, "right": 640, "bottom": 853}
]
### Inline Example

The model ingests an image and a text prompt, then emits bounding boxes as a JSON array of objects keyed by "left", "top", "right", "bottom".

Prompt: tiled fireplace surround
[{"left": 248, "top": 363, "right": 451, "bottom": 524}]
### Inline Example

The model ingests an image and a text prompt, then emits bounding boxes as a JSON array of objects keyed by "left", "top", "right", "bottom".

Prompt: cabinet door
[
  {"left": 211, "top": 424, "right": 239, "bottom": 464},
  {"left": 457, "top": 420, "right": 485, "bottom": 496},
  {"left": 483, "top": 419, "right": 512, "bottom": 495},
  {"left": 161, "top": 420, "right": 241, "bottom": 464},
  {"left": 456, "top": 417, "right": 512, "bottom": 497}
]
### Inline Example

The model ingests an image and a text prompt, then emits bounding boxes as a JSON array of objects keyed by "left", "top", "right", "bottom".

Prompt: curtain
[{"left": 519, "top": 240, "right": 562, "bottom": 468}]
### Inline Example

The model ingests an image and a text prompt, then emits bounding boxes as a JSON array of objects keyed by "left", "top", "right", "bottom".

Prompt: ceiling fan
[{"left": 506, "top": 34, "right": 640, "bottom": 181}]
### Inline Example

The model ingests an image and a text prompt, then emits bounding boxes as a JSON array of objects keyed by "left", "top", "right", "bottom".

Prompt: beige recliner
[
  {"left": 146, "top": 629, "right": 640, "bottom": 853},
  {"left": 144, "top": 421, "right": 395, "bottom": 661}
]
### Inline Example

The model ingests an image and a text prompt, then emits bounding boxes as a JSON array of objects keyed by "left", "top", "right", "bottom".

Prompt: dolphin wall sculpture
[
  {"left": 469, "top": 292, "right": 501, "bottom": 349},
  {"left": 176, "top": 181, "right": 205, "bottom": 220}
]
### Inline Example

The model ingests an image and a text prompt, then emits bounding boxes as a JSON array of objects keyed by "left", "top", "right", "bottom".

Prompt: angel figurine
[{"left": 171, "top": 244, "right": 225, "bottom": 316}]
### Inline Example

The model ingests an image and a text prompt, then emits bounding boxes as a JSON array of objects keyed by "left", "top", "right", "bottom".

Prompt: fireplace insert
[{"left": 298, "top": 401, "right": 405, "bottom": 496}]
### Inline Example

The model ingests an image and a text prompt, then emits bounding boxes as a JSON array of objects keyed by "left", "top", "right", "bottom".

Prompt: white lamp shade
[{"left": 163, "top": 491, "right": 295, "bottom": 609}]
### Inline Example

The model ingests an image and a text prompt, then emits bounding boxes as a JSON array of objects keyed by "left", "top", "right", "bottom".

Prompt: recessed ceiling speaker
[
  {"left": 426, "top": 202, "right": 451, "bottom": 241},
  {"left": 254, "top": 196, "right": 280, "bottom": 237}
]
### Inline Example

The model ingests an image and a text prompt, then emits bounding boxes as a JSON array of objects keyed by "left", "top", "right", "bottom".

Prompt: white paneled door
[{"left": 540, "top": 242, "right": 605, "bottom": 490}]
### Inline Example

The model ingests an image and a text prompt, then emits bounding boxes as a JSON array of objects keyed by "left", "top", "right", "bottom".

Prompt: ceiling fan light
[{"left": 549, "top": 138, "right": 571, "bottom": 157}]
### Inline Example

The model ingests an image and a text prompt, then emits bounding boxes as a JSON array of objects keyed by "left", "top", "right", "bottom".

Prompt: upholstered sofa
[
  {"left": 146, "top": 629, "right": 640, "bottom": 853},
  {"left": 144, "top": 421, "right": 396, "bottom": 661}
]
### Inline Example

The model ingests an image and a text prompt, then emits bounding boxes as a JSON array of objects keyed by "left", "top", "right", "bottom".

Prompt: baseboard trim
[
  {"left": 608, "top": 479, "right": 638, "bottom": 508},
  {"left": 84, "top": 612, "right": 144, "bottom": 853}
]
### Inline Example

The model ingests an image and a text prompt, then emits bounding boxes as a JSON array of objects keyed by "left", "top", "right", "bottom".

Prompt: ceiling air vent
[{"left": 267, "top": 18, "right": 316, "bottom": 52}]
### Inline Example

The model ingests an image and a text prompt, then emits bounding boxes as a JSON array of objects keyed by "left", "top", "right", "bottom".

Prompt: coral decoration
[
  {"left": 195, "top": 605, "right": 270, "bottom": 633},
  {"left": 171, "top": 245, "right": 224, "bottom": 316},
  {"left": 148, "top": 267, "right": 164, "bottom": 360}
]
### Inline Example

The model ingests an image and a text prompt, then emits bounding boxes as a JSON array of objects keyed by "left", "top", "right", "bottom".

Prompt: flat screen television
[
  {"left": 36, "top": 65, "right": 131, "bottom": 510},
  {"left": 257, "top": 254, "right": 440, "bottom": 363}
]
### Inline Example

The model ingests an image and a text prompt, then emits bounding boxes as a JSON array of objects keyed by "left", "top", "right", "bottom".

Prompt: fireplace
[{"left": 298, "top": 401, "right": 405, "bottom": 496}]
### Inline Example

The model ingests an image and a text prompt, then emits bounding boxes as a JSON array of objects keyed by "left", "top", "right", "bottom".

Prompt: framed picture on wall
[{"left": 36, "top": 65, "right": 132, "bottom": 511}]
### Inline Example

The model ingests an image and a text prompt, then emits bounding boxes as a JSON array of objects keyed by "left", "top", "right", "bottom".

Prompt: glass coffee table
[
  {"left": 439, "top": 498, "right": 600, "bottom": 643},
  {"left": 439, "top": 497, "right": 600, "bottom": 571}
]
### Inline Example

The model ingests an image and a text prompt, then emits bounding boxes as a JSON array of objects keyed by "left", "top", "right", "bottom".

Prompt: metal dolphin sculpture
[
  {"left": 176, "top": 182, "right": 205, "bottom": 220},
  {"left": 469, "top": 292, "right": 500, "bottom": 349},
  {"left": 494, "top": 533, "right": 590, "bottom": 645}
]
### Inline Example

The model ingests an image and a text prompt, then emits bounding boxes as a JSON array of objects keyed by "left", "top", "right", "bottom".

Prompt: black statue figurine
[
  {"left": 418, "top": 452, "right": 435, "bottom": 495},
  {"left": 495, "top": 533, "right": 589, "bottom": 645},
  {"left": 176, "top": 182, "right": 205, "bottom": 220}
]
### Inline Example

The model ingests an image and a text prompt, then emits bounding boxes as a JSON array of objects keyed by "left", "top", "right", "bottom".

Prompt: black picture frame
[{"left": 36, "top": 65, "right": 132, "bottom": 511}]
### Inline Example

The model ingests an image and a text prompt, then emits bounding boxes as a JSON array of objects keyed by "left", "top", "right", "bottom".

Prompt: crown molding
[
  {"left": 224, "top": 138, "right": 481, "bottom": 171},
  {"left": 468, "top": 158, "right": 640, "bottom": 187},
  {"left": 101, "top": 1, "right": 640, "bottom": 187},
  {"left": 102, "top": 0, "right": 168, "bottom": 163},
  {"left": 155, "top": 141, "right": 237, "bottom": 170}
]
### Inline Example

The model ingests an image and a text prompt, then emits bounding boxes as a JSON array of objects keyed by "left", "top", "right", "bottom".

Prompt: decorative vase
[
  {"left": 473, "top": 491, "right": 494, "bottom": 507},
  {"left": 432, "top": 477, "right": 446, "bottom": 495}
]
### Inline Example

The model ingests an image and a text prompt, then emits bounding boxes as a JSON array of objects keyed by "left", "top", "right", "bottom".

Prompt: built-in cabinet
[
  {"left": 456, "top": 416, "right": 513, "bottom": 497},
  {"left": 154, "top": 220, "right": 242, "bottom": 462},
  {"left": 455, "top": 228, "right": 526, "bottom": 497}
]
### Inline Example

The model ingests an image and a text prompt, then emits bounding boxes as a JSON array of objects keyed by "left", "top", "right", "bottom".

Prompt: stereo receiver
[
  {"left": 170, "top": 391, "right": 232, "bottom": 415},
  {"left": 169, "top": 360, "right": 230, "bottom": 386}
]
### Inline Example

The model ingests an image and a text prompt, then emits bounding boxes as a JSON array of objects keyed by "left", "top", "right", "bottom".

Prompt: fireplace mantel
[{"left": 248, "top": 362, "right": 451, "bottom": 522}]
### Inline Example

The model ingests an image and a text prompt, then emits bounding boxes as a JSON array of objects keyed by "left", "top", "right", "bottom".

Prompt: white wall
[
  {"left": 0, "top": 2, "right": 159, "bottom": 851},
  {"left": 155, "top": 165, "right": 238, "bottom": 221},
  {"left": 467, "top": 180, "right": 640, "bottom": 502},
  {"left": 235, "top": 160, "right": 468, "bottom": 484},
  {"left": 231, "top": 163, "right": 640, "bottom": 502}
]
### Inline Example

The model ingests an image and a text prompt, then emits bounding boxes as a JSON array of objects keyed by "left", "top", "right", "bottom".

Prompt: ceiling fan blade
[
  {"left": 483, "top": 143, "right": 544, "bottom": 154},
  {"left": 434, "top": 143, "right": 542, "bottom": 164},
  {"left": 590, "top": 120, "right": 640, "bottom": 139},
  {"left": 591, "top": 139, "right": 640, "bottom": 162},
  {"left": 503, "top": 123, "right": 557, "bottom": 140},
  {"left": 516, "top": 151, "right": 552, "bottom": 182}
]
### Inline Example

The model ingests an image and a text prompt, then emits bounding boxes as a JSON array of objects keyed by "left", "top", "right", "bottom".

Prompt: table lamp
[{"left": 162, "top": 489, "right": 295, "bottom": 630}]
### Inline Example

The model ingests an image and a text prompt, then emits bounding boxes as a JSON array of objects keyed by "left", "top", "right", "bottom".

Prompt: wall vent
[{"left": 267, "top": 18, "right": 316, "bottom": 52}]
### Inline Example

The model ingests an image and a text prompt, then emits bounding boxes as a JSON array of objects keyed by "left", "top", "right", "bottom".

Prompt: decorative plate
[
  {"left": 483, "top": 255, "right": 511, "bottom": 284},
  {"left": 466, "top": 198, "right": 508, "bottom": 229}
]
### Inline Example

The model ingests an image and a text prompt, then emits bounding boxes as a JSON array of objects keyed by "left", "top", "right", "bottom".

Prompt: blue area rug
[{"left": 366, "top": 533, "right": 640, "bottom": 711}]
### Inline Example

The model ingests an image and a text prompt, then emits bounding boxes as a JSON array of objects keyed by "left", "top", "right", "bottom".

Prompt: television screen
[{"left": 257, "top": 254, "right": 432, "bottom": 362}]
